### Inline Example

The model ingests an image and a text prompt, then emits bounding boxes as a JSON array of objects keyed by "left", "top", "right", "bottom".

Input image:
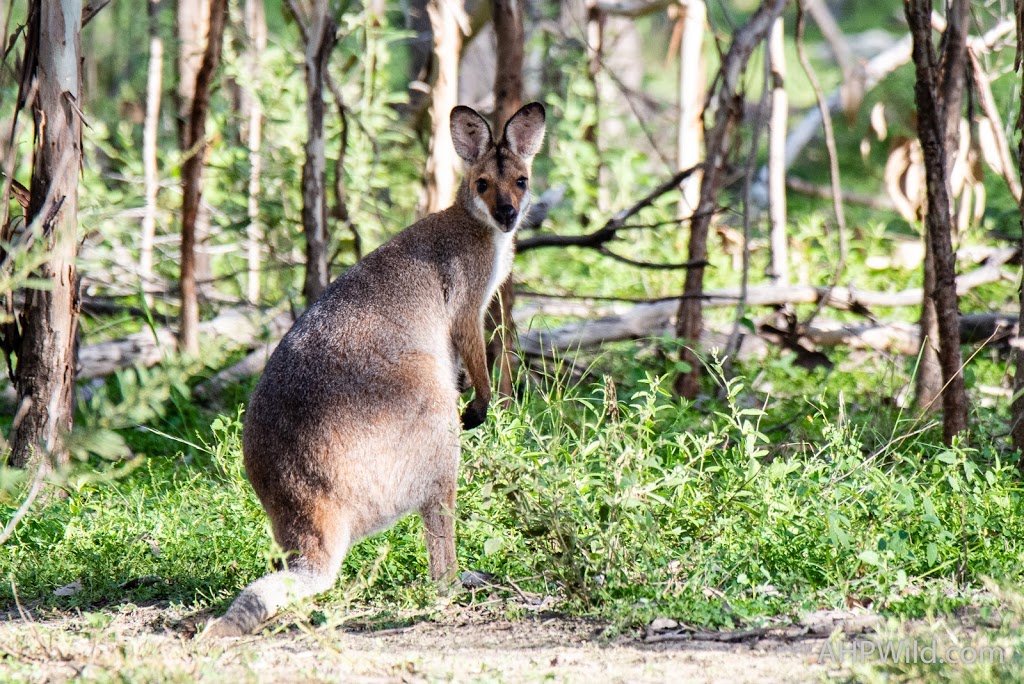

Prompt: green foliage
[{"left": 2, "top": 362, "right": 1022, "bottom": 635}]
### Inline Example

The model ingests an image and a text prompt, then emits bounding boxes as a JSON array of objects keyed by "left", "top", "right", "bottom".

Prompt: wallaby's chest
[{"left": 483, "top": 230, "right": 515, "bottom": 313}]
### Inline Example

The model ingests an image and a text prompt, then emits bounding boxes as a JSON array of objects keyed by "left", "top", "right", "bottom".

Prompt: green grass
[{"left": 2, "top": 352, "right": 1023, "bottom": 640}]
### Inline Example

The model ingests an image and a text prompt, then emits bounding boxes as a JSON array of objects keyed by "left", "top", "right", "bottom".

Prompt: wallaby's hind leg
[
  {"left": 204, "top": 519, "right": 351, "bottom": 637},
  {"left": 421, "top": 483, "right": 457, "bottom": 585}
]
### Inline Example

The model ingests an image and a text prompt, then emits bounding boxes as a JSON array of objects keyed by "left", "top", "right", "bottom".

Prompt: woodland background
[{"left": 2, "top": 0, "right": 1024, "bottom": 680}]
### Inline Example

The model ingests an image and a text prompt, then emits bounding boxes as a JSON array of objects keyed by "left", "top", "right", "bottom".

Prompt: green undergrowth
[{"left": 1, "top": 354, "right": 1022, "bottom": 635}]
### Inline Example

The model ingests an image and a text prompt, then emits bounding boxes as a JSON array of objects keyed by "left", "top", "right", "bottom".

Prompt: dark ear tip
[
  {"left": 524, "top": 102, "right": 546, "bottom": 118},
  {"left": 451, "top": 105, "right": 478, "bottom": 118}
]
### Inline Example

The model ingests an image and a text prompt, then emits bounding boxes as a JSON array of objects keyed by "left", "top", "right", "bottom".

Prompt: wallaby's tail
[{"left": 202, "top": 557, "right": 337, "bottom": 637}]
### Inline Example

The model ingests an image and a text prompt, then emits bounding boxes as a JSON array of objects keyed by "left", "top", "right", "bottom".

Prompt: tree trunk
[
  {"left": 299, "top": 0, "right": 336, "bottom": 304},
  {"left": 766, "top": 15, "right": 787, "bottom": 286},
  {"left": 140, "top": 0, "right": 164, "bottom": 302},
  {"left": 7, "top": 0, "right": 84, "bottom": 469},
  {"left": 672, "top": 0, "right": 787, "bottom": 399},
  {"left": 676, "top": 0, "right": 705, "bottom": 219},
  {"left": 421, "top": 0, "right": 465, "bottom": 215},
  {"left": 584, "top": 0, "right": 608, "bottom": 211},
  {"left": 175, "top": 0, "right": 213, "bottom": 295},
  {"left": 243, "top": 0, "right": 266, "bottom": 305},
  {"left": 916, "top": 239, "right": 943, "bottom": 409},
  {"left": 485, "top": 0, "right": 525, "bottom": 399},
  {"left": 1012, "top": 0, "right": 1024, "bottom": 464},
  {"left": 905, "top": 0, "right": 969, "bottom": 443},
  {"left": 179, "top": 0, "right": 228, "bottom": 355}
]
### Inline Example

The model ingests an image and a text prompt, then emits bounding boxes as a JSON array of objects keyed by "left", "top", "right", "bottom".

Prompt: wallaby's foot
[{"left": 201, "top": 616, "right": 249, "bottom": 639}]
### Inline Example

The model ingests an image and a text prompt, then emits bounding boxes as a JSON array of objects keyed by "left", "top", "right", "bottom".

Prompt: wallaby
[{"left": 203, "top": 102, "right": 546, "bottom": 637}]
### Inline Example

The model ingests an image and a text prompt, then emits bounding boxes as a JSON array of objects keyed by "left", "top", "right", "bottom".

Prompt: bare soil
[{"left": 0, "top": 604, "right": 839, "bottom": 683}]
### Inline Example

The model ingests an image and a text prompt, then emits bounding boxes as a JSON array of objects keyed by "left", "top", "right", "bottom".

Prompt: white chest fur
[{"left": 484, "top": 228, "right": 515, "bottom": 313}]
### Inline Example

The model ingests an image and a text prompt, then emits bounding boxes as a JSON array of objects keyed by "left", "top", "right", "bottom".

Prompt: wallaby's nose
[{"left": 495, "top": 204, "right": 517, "bottom": 226}]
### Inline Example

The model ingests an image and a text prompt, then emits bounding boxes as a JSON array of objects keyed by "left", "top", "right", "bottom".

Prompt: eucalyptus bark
[
  {"left": 299, "top": 0, "right": 336, "bottom": 304},
  {"left": 179, "top": 0, "right": 228, "bottom": 355},
  {"left": 7, "top": 0, "right": 84, "bottom": 469},
  {"left": 175, "top": 0, "right": 213, "bottom": 289},
  {"left": 486, "top": 0, "right": 525, "bottom": 398},
  {"left": 676, "top": 0, "right": 705, "bottom": 219},
  {"left": 244, "top": 0, "right": 266, "bottom": 304},
  {"left": 766, "top": 16, "right": 787, "bottom": 285},
  {"left": 905, "top": 0, "right": 968, "bottom": 442},
  {"left": 422, "top": 0, "right": 465, "bottom": 215},
  {"left": 1012, "top": 0, "right": 1024, "bottom": 462},
  {"left": 673, "top": 0, "right": 787, "bottom": 399}
]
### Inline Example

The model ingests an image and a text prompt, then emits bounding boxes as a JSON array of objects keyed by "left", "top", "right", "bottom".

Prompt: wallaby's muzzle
[{"left": 494, "top": 203, "right": 517, "bottom": 231}]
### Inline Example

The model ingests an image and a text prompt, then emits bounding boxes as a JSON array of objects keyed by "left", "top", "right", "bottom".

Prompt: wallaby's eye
[
  {"left": 516, "top": 177, "right": 528, "bottom": 190},
  {"left": 476, "top": 179, "right": 489, "bottom": 194}
]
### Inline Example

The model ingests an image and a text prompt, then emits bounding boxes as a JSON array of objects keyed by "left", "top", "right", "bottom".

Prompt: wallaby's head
[{"left": 451, "top": 102, "right": 546, "bottom": 233}]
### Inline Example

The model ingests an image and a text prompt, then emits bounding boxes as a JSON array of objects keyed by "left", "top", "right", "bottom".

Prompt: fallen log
[
  {"left": 76, "top": 308, "right": 292, "bottom": 380},
  {"left": 3, "top": 244, "right": 1010, "bottom": 404},
  {"left": 1, "top": 308, "right": 292, "bottom": 406},
  {"left": 193, "top": 340, "right": 281, "bottom": 400},
  {"left": 518, "top": 301, "right": 1018, "bottom": 359}
]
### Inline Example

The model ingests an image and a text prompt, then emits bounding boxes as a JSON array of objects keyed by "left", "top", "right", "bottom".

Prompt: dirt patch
[{"left": 0, "top": 604, "right": 833, "bottom": 683}]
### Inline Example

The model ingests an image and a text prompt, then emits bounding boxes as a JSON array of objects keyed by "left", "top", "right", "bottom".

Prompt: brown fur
[{"left": 203, "top": 103, "right": 546, "bottom": 637}]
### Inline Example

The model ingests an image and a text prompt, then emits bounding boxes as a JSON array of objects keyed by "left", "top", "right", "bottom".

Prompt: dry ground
[{"left": 0, "top": 604, "right": 841, "bottom": 683}]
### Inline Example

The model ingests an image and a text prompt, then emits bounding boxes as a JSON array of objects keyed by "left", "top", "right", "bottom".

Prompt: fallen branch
[
  {"left": 519, "top": 304, "right": 1017, "bottom": 359},
  {"left": 517, "top": 246, "right": 1016, "bottom": 359},
  {"left": 594, "top": 0, "right": 673, "bottom": 18},
  {"left": 193, "top": 340, "right": 281, "bottom": 400},
  {"left": 0, "top": 308, "right": 292, "bottom": 406}
]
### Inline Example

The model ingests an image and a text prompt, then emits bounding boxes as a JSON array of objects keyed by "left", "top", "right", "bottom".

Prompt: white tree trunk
[
  {"left": 766, "top": 16, "right": 788, "bottom": 285},
  {"left": 140, "top": 0, "right": 164, "bottom": 301},
  {"left": 676, "top": 0, "right": 705, "bottom": 218},
  {"left": 8, "top": 0, "right": 83, "bottom": 469},
  {"left": 422, "top": 0, "right": 466, "bottom": 215},
  {"left": 245, "top": 0, "right": 266, "bottom": 304}
]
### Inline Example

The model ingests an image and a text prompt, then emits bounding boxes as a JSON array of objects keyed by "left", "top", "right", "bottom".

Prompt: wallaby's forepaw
[{"left": 461, "top": 402, "right": 488, "bottom": 430}]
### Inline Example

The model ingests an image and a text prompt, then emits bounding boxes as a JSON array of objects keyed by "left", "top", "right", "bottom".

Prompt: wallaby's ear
[
  {"left": 451, "top": 106, "right": 493, "bottom": 164},
  {"left": 503, "top": 102, "right": 546, "bottom": 160}
]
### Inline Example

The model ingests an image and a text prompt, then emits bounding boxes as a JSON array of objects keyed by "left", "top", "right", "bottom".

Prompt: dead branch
[
  {"left": 1, "top": 308, "right": 293, "bottom": 407},
  {"left": 518, "top": 166, "right": 700, "bottom": 254},
  {"left": 193, "top": 339, "right": 281, "bottom": 400},
  {"left": 82, "top": 0, "right": 112, "bottom": 27},
  {"left": 968, "top": 47, "right": 1021, "bottom": 202},
  {"left": 518, "top": 302, "right": 1017, "bottom": 360},
  {"left": 593, "top": 0, "right": 672, "bottom": 17}
]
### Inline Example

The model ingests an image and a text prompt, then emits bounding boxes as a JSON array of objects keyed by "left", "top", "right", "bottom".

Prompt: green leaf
[
  {"left": 484, "top": 537, "right": 502, "bottom": 556},
  {"left": 857, "top": 550, "right": 880, "bottom": 566}
]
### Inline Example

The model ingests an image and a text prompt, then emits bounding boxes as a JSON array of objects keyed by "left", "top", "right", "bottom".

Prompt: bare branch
[
  {"left": 593, "top": 0, "right": 672, "bottom": 17},
  {"left": 518, "top": 166, "right": 700, "bottom": 254}
]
